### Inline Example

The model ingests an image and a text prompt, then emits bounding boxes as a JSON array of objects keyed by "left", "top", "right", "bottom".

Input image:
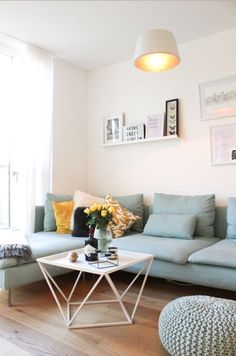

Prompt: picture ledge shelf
[{"left": 101, "top": 135, "right": 179, "bottom": 147}]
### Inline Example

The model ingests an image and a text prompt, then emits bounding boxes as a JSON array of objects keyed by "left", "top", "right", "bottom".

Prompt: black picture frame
[{"left": 165, "top": 98, "right": 179, "bottom": 136}]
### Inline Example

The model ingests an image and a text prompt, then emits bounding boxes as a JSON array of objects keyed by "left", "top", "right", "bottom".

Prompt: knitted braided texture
[{"left": 159, "top": 295, "right": 236, "bottom": 356}]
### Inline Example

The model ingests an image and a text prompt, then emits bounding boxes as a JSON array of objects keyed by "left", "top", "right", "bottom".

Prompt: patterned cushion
[
  {"left": 105, "top": 194, "right": 140, "bottom": 238},
  {"left": 52, "top": 201, "right": 74, "bottom": 234}
]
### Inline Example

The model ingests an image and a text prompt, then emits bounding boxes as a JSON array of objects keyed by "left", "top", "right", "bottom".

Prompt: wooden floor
[{"left": 0, "top": 272, "right": 236, "bottom": 356}]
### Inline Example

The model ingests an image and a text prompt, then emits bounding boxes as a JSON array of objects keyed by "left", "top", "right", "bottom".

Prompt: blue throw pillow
[
  {"left": 143, "top": 213, "right": 197, "bottom": 239},
  {"left": 227, "top": 197, "right": 236, "bottom": 239},
  {"left": 153, "top": 193, "right": 215, "bottom": 238},
  {"left": 44, "top": 193, "right": 73, "bottom": 231}
]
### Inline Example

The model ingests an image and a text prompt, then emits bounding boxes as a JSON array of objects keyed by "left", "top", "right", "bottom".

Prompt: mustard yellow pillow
[
  {"left": 52, "top": 201, "right": 74, "bottom": 234},
  {"left": 105, "top": 194, "right": 140, "bottom": 238}
]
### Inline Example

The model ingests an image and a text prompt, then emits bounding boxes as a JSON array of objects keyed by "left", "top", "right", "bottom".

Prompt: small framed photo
[
  {"left": 104, "top": 112, "right": 124, "bottom": 144},
  {"left": 210, "top": 124, "right": 236, "bottom": 165},
  {"left": 199, "top": 76, "right": 236, "bottom": 120},
  {"left": 166, "top": 99, "right": 179, "bottom": 136}
]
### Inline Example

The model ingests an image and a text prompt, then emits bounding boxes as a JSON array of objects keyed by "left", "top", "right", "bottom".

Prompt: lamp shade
[{"left": 134, "top": 29, "right": 180, "bottom": 72}]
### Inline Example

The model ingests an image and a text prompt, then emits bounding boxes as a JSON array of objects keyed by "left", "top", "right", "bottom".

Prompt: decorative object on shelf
[
  {"left": 104, "top": 112, "right": 124, "bottom": 144},
  {"left": 166, "top": 99, "right": 179, "bottom": 136},
  {"left": 84, "top": 203, "right": 114, "bottom": 255},
  {"left": 199, "top": 76, "right": 236, "bottom": 121},
  {"left": 67, "top": 251, "right": 78, "bottom": 263},
  {"left": 210, "top": 124, "right": 236, "bottom": 165},
  {"left": 123, "top": 123, "right": 145, "bottom": 142},
  {"left": 84, "top": 226, "right": 98, "bottom": 261},
  {"left": 134, "top": 29, "right": 180, "bottom": 72},
  {"left": 147, "top": 113, "right": 165, "bottom": 138}
]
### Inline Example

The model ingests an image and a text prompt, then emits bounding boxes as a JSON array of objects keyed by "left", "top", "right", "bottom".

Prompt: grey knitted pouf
[{"left": 158, "top": 295, "right": 236, "bottom": 356}]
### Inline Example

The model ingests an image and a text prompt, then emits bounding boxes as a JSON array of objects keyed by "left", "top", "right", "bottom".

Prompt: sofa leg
[{"left": 7, "top": 289, "right": 12, "bottom": 307}]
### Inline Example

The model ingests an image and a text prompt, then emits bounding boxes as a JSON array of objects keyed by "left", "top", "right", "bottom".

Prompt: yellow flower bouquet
[{"left": 84, "top": 203, "right": 114, "bottom": 230}]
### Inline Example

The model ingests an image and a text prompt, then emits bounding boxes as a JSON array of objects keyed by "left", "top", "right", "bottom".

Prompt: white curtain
[{"left": 10, "top": 45, "right": 53, "bottom": 232}]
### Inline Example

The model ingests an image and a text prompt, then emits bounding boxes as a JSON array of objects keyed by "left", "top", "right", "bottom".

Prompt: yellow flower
[
  {"left": 90, "top": 204, "right": 97, "bottom": 212},
  {"left": 108, "top": 207, "right": 114, "bottom": 214},
  {"left": 102, "top": 204, "right": 109, "bottom": 210},
  {"left": 84, "top": 208, "right": 90, "bottom": 215},
  {"left": 101, "top": 210, "right": 107, "bottom": 217},
  {"left": 96, "top": 204, "right": 102, "bottom": 211}
]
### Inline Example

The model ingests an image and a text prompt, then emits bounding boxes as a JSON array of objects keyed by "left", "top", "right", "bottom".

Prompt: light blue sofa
[{"left": 0, "top": 195, "right": 235, "bottom": 306}]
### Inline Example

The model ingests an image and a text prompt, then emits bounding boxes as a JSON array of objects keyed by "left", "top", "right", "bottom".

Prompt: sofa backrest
[
  {"left": 34, "top": 204, "right": 227, "bottom": 238},
  {"left": 214, "top": 206, "right": 227, "bottom": 239},
  {"left": 144, "top": 205, "right": 227, "bottom": 239}
]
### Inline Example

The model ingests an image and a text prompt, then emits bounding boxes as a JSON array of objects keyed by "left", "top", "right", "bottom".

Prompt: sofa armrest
[{"left": 34, "top": 206, "right": 44, "bottom": 232}]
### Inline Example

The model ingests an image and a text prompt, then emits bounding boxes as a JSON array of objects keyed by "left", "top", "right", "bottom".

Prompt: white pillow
[{"left": 70, "top": 190, "right": 104, "bottom": 230}]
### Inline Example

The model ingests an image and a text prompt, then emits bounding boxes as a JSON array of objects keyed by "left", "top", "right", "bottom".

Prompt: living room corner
[{"left": 0, "top": 2, "right": 236, "bottom": 356}]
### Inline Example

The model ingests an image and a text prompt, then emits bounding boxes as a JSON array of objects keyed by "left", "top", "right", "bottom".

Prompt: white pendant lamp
[{"left": 134, "top": 29, "right": 180, "bottom": 72}]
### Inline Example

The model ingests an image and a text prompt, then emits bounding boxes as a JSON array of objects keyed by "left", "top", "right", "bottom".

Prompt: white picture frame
[
  {"left": 199, "top": 76, "right": 236, "bottom": 121},
  {"left": 104, "top": 112, "right": 124, "bottom": 144},
  {"left": 210, "top": 124, "right": 236, "bottom": 165}
]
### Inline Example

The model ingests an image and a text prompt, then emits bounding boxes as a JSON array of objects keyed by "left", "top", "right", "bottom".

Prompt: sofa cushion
[
  {"left": 106, "top": 194, "right": 140, "bottom": 238},
  {"left": 188, "top": 239, "right": 236, "bottom": 268},
  {"left": 144, "top": 213, "right": 197, "bottom": 239},
  {"left": 115, "top": 194, "right": 144, "bottom": 232},
  {"left": 0, "top": 257, "right": 24, "bottom": 270},
  {"left": 72, "top": 207, "right": 89, "bottom": 237},
  {"left": 44, "top": 193, "right": 72, "bottom": 232},
  {"left": 227, "top": 197, "right": 236, "bottom": 239},
  {"left": 28, "top": 232, "right": 86, "bottom": 260},
  {"left": 52, "top": 200, "right": 74, "bottom": 234},
  {"left": 153, "top": 193, "right": 215, "bottom": 238},
  {"left": 111, "top": 234, "right": 219, "bottom": 265}
]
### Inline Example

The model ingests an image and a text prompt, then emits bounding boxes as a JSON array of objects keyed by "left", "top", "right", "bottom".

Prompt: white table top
[{"left": 37, "top": 249, "right": 153, "bottom": 275}]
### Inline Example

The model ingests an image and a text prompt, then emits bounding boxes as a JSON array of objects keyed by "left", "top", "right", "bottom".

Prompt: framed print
[
  {"left": 104, "top": 112, "right": 124, "bottom": 144},
  {"left": 199, "top": 76, "right": 236, "bottom": 120},
  {"left": 166, "top": 99, "right": 178, "bottom": 136},
  {"left": 147, "top": 113, "right": 165, "bottom": 138},
  {"left": 210, "top": 124, "right": 236, "bottom": 165}
]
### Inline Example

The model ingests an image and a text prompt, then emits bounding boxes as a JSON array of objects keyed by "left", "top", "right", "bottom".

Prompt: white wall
[
  {"left": 87, "top": 28, "right": 236, "bottom": 206},
  {"left": 52, "top": 58, "right": 88, "bottom": 194}
]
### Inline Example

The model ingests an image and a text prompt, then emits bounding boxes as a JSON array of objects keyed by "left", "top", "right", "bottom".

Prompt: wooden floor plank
[{"left": 0, "top": 272, "right": 236, "bottom": 356}]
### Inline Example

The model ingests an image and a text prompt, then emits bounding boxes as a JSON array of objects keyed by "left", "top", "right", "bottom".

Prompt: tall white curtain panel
[{"left": 0, "top": 38, "right": 53, "bottom": 233}]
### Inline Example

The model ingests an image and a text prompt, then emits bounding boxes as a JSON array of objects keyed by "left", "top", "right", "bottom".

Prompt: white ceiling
[{"left": 0, "top": 1, "right": 235, "bottom": 70}]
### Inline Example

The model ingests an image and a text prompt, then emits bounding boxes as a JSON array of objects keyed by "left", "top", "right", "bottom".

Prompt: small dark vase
[{"left": 85, "top": 226, "right": 98, "bottom": 261}]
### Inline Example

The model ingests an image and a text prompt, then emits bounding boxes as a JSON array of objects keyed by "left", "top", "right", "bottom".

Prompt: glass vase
[{"left": 94, "top": 225, "right": 112, "bottom": 254}]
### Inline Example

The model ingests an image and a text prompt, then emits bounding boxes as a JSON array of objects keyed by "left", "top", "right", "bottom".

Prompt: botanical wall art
[{"left": 199, "top": 76, "right": 236, "bottom": 120}]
